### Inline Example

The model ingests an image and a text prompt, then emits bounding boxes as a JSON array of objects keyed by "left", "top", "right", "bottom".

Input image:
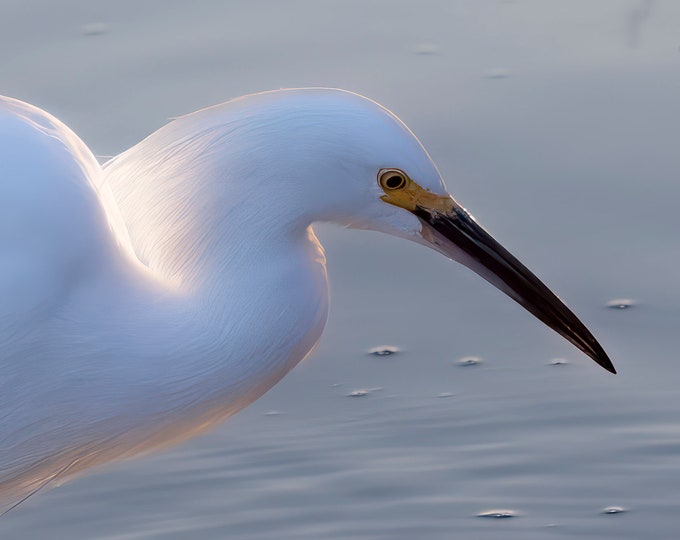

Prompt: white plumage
[{"left": 0, "top": 88, "right": 613, "bottom": 513}]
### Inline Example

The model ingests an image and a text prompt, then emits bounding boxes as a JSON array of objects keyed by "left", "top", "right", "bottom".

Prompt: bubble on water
[
  {"left": 437, "top": 392, "right": 455, "bottom": 398},
  {"left": 549, "top": 358, "right": 569, "bottom": 366},
  {"left": 602, "top": 506, "right": 628, "bottom": 514},
  {"left": 457, "top": 356, "right": 482, "bottom": 366},
  {"left": 81, "top": 22, "right": 108, "bottom": 36},
  {"left": 413, "top": 42, "right": 439, "bottom": 55},
  {"left": 264, "top": 410, "right": 283, "bottom": 416},
  {"left": 347, "top": 387, "right": 383, "bottom": 397},
  {"left": 368, "top": 345, "right": 400, "bottom": 356},
  {"left": 477, "top": 509, "right": 518, "bottom": 519},
  {"left": 483, "top": 68, "right": 512, "bottom": 79},
  {"left": 606, "top": 298, "right": 636, "bottom": 310}
]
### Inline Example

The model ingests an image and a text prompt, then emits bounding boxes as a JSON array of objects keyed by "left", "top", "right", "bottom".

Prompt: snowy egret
[{"left": 0, "top": 88, "right": 614, "bottom": 513}]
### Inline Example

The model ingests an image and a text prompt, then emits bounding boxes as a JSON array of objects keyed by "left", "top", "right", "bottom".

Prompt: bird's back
[
  {"left": 0, "top": 97, "right": 130, "bottom": 330},
  {"left": 0, "top": 97, "right": 136, "bottom": 511}
]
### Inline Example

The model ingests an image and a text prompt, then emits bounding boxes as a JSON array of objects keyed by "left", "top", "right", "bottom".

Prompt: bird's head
[
  {"left": 161, "top": 88, "right": 614, "bottom": 373},
  {"left": 248, "top": 88, "right": 615, "bottom": 373}
]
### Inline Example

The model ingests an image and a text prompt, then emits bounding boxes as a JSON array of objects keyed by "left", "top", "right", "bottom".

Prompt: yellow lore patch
[{"left": 377, "top": 168, "right": 453, "bottom": 214}]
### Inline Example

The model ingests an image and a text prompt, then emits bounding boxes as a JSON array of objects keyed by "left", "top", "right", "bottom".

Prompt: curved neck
[
  {"left": 99, "top": 101, "right": 335, "bottom": 415},
  {"left": 103, "top": 103, "right": 316, "bottom": 291},
  {"left": 62, "top": 221, "right": 328, "bottom": 422}
]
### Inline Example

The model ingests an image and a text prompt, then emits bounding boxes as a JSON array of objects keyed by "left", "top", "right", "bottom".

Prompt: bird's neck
[
  {"left": 70, "top": 221, "right": 328, "bottom": 427},
  {"left": 97, "top": 116, "right": 332, "bottom": 422},
  {"left": 102, "top": 101, "right": 323, "bottom": 291}
]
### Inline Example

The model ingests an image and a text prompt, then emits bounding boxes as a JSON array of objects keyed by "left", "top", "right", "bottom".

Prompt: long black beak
[{"left": 414, "top": 201, "right": 616, "bottom": 374}]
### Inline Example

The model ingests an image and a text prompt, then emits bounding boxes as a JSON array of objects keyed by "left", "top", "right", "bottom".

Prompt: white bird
[{"left": 0, "top": 88, "right": 614, "bottom": 513}]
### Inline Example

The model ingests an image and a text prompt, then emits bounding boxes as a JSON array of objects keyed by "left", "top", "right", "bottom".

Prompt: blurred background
[{"left": 2, "top": 0, "right": 680, "bottom": 538}]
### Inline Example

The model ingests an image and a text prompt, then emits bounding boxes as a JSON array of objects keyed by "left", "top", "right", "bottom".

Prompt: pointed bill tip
[
  {"left": 585, "top": 346, "right": 617, "bottom": 374},
  {"left": 413, "top": 201, "right": 616, "bottom": 374}
]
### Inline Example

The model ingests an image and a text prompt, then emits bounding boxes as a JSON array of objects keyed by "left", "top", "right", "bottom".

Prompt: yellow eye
[{"left": 378, "top": 169, "right": 408, "bottom": 191}]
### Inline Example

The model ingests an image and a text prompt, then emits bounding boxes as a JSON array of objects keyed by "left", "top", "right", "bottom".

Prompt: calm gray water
[{"left": 2, "top": 0, "right": 680, "bottom": 538}]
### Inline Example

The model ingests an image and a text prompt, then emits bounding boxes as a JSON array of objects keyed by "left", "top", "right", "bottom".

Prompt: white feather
[{"left": 0, "top": 89, "right": 442, "bottom": 510}]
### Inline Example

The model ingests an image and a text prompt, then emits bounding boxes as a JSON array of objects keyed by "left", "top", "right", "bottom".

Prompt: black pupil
[{"left": 385, "top": 175, "right": 404, "bottom": 189}]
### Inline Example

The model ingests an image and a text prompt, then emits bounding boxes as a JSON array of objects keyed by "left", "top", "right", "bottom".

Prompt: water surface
[{"left": 1, "top": 1, "right": 679, "bottom": 538}]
